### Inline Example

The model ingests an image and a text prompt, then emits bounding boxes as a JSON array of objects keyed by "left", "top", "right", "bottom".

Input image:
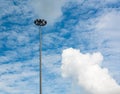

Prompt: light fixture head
[{"left": 34, "top": 19, "right": 47, "bottom": 26}]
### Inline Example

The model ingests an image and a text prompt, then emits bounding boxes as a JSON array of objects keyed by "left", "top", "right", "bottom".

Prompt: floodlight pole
[
  {"left": 39, "top": 26, "right": 42, "bottom": 94},
  {"left": 34, "top": 19, "right": 47, "bottom": 94}
]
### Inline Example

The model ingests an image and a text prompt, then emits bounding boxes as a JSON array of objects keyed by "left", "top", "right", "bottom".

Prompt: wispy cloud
[
  {"left": 0, "top": 0, "right": 120, "bottom": 94},
  {"left": 30, "top": 0, "right": 67, "bottom": 25}
]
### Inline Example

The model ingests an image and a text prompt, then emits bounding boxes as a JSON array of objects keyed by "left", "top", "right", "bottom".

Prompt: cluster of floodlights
[{"left": 34, "top": 19, "right": 47, "bottom": 26}]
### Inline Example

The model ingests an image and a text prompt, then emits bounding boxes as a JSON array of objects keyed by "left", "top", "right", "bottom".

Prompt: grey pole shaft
[{"left": 39, "top": 26, "right": 42, "bottom": 94}]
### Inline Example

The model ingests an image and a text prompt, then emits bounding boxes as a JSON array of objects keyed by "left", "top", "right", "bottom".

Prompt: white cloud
[
  {"left": 93, "top": 10, "right": 120, "bottom": 61},
  {"left": 61, "top": 48, "right": 120, "bottom": 94},
  {"left": 74, "top": 9, "right": 120, "bottom": 63},
  {"left": 42, "top": 53, "right": 61, "bottom": 73},
  {"left": 104, "top": 0, "right": 118, "bottom": 3},
  {"left": 95, "top": 10, "right": 120, "bottom": 32},
  {"left": 30, "top": 0, "right": 67, "bottom": 25},
  {"left": 0, "top": 58, "right": 39, "bottom": 94}
]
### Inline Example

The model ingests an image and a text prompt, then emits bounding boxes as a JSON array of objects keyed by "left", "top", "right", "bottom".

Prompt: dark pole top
[{"left": 34, "top": 19, "right": 47, "bottom": 26}]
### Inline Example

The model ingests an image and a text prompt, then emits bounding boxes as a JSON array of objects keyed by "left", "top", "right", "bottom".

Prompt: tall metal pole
[
  {"left": 39, "top": 26, "right": 42, "bottom": 94},
  {"left": 34, "top": 19, "right": 47, "bottom": 94}
]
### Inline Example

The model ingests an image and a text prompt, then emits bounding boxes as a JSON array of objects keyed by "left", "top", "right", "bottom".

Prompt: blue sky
[{"left": 0, "top": 0, "right": 120, "bottom": 94}]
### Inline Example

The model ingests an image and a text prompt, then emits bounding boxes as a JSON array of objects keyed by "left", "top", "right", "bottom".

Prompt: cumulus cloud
[
  {"left": 61, "top": 48, "right": 120, "bottom": 94},
  {"left": 30, "top": 0, "right": 67, "bottom": 24}
]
